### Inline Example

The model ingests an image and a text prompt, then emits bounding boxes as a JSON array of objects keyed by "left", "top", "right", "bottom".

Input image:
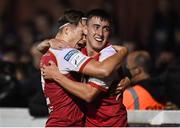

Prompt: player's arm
[
  {"left": 82, "top": 45, "right": 128, "bottom": 78},
  {"left": 53, "top": 74, "right": 100, "bottom": 102},
  {"left": 38, "top": 38, "right": 127, "bottom": 78},
  {"left": 42, "top": 63, "right": 101, "bottom": 102},
  {"left": 37, "top": 39, "right": 50, "bottom": 54},
  {"left": 37, "top": 38, "right": 71, "bottom": 54}
]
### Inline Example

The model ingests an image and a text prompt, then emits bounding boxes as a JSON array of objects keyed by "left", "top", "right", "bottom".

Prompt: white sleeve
[
  {"left": 49, "top": 48, "right": 92, "bottom": 73},
  {"left": 99, "top": 45, "right": 117, "bottom": 61},
  {"left": 88, "top": 45, "right": 119, "bottom": 92},
  {"left": 88, "top": 77, "right": 108, "bottom": 92}
]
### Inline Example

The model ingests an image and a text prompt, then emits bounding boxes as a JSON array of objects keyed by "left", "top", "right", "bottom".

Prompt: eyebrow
[{"left": 93, "top": 24, "right": 100, "bottom": 26}]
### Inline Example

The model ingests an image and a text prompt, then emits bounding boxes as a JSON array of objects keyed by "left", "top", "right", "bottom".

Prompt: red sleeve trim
[
  {"left": 88, "top": 82, "right": 108, "bottom": 92},
  {"left": 79, "top": 58, "right": 93, "bottom": 73},
  {"left": 48, "top": 50, "right": 58, "bottom": 65}
]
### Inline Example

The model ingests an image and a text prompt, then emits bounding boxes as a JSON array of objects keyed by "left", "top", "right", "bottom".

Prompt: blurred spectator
[
  {"left": 0, "top": 61, "right": 18, "bottom": 107},
  {"left": 0, "top": 58, "right": 26, "bottom": 107},
  {"left": 160, "top": 53, "right": 180, "bottom": 109},
  {"left": 122, "top": 40, "right": 138, "bottom": 53},
  {"left": 2, "top": 49, "right": 19, "bottom": 64},
  {"left": 173, "top": 26, "right": 180, "bottom": 57},
  {"left": 0, "top": 20, "right": 4, "bottom": 47},
  {"left": 148, "top": 0, "right": 179, "bottom": 58},
  {"left": 1, "top": 33, "right": 21, "bottom": 56},
  {"left": 28, "top": 43, "right": 48, "bottom": 117},
  {"left": 155, "top": 50, "right": 175, "bottom": 74},
  {"left": 68, "top": 0, "right": 104, "bottom": 11},
  {"left": 16, "top": 21, "right": 36, "bottom": 53},
  {"left": 123, "top": 50, "right": 166, "bottom": 110},
  {"left": 33, "top": 9, "right": 54, "bottom": 41},
  {"left": 28, "top": 88, "right": 48, "bottom": 117}
]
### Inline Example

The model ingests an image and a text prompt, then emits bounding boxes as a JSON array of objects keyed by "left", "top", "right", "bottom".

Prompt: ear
[
  {"left": 134, "top": 67, "right": 141, "bottom": 75},
  {"left": 83, "top": 25, "right": 88, "bottom": 35},
  {"left": 64, "top": 26, "right": 69, "bottom": 35}
]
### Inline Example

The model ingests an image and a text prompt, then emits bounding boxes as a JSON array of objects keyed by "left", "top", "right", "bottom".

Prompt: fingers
[
  {"left": 116, "top": 93, "right": 122, "bottom": 101},
  {"left": 41, "top": 66, "right": 50, "bottom": 79},
  {"left": 115, "top": 77, "right": 131, "bottom": 95},
  {"left": 48, "top": 61, "right": 55, "bottom": 66},
  {"left": 40, "top": 61, "right": 58, "bottom": 80},
  {"left": 37, "top": 39, "right": 50, "bottom": 53},
  {"left": 124, "top": 76, "right": 130, "bottom": 82},
  {"left": 118, "top": 77, "right": 131, "bottom": 86},
  {"left": 40, "top": 64, "right": 49, "bottom": 77},
  {"left": 114, "top": 88, "right": 123, "bottom": 95}
]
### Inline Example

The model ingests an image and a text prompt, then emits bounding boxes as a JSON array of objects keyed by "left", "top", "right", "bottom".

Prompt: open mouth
[
  {"left": 77, "top": 43, "right": 86, "bottom": 49},
  {"left": 94, "top": 36, "right": 104, "bottom": 42},
  {"left": 76, "top": 42, "right": 86, "bottom": 50}
]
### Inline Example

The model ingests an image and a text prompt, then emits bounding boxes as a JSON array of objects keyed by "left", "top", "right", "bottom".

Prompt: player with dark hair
[
  {"left": 40, "top": 9, "right": 127, "bottom": 127},
  {"left": 41, "top": 9, "right": 128, "bottom": 127}
]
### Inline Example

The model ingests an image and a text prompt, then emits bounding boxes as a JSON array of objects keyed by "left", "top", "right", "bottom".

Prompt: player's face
[
  {"left": 86, "top": 17, "right": 110, "bottom": 51},
  {"left": 69, "top": 20, "right": 86, "bottom": 49},
  {"left": 76, "top": 34, "right": 86, "bottom": 50},
  {"left": 75, "top": 19, "right": 87, "bottom": 50}
]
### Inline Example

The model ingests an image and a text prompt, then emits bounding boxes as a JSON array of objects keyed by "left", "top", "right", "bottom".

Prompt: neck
[
  {"left": 55, "top": 32, "right": 69, "bottom": 47},
  {"left": 86, "top": 41, "right": 100, "bottom": 57}
]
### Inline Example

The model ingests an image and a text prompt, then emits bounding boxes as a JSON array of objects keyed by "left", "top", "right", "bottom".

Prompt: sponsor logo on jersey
[
  {"left": 64, "top": 50, "right": 78, "bottom": 61},
  {"left": 64, "top": 50, "right": 88, "bottom": 68}
]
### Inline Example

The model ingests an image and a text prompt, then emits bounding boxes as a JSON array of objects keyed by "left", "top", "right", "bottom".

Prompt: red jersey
[
  {"left": 40, "top": 48, "right": 92, "bottom": 127},
  {"left": 82, "top": 46, "right": 128, "bottom": 127}
]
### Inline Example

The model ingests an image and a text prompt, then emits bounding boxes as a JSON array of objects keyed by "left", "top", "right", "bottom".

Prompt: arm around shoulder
[{"left": 82, "top": 46, "right": 128, "bottom": 78}]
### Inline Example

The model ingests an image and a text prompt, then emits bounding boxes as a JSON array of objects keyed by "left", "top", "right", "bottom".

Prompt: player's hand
[
  {"left": 49, "top": 39, "right": 71, "bottom": 49},
  {"left": 37, "top": 39, "right": 50, "bottom": 54},
  {"left": 115, "top": 77, "right": 131, "bottom": 101},
  {"left": 41, "top": 61, "right": 60, "bottom": 80}
]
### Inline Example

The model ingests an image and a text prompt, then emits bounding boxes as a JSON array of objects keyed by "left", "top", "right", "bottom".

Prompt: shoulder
[
  {"left": 49, "top": 47, "right": 78, "bottom": 53},
  {"left": 49, "top": 48, "right": 80, "bottom": 57},
  {"left": 99, "top": 45, "right": 116, "bottom": 61},
  {"left": 100, "top": 45, "right": 116, "bottom": 53}
]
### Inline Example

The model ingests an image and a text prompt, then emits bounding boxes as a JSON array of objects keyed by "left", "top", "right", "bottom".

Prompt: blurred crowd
[{"left": 0, "top": 0, "right": 180, "bottom": 117}]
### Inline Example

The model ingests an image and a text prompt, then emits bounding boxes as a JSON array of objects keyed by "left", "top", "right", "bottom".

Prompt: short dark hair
[
  {"left": 86, "top": 9, "right": 112, "bottom": 24},
  {"left": 58, "top": 9, "right": 84, "bottom": 28}
]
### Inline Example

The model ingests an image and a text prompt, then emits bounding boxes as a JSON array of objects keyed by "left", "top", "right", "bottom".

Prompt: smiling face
[{"left": 85, "top": 16, "right": 110, "bottom": 52}]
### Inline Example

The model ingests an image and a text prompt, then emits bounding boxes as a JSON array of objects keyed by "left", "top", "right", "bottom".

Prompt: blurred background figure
[
  {"left": 28, "top": 43, "right": 48, "bottom": 117},
  {"left": 123, "top": 51, "right": 167, "bottom": 110},
  {"left": 148, "top": 0, "right": 179, "bottom": 58}
]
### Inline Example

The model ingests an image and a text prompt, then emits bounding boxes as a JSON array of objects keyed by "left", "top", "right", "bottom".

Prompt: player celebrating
[
  {"left": 40, "top": 9, "right": 127, "bottom": 127},
  {"left": 41, "top": 9, "right": 128, "bottom": 126}
]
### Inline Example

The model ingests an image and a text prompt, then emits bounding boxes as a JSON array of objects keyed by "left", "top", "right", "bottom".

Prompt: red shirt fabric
[
  {"left": 40, "top": 51, "right": 85, "bottom": 127},
  {"left": 81, "top": 47, "right": 128, "bottom": 127}
]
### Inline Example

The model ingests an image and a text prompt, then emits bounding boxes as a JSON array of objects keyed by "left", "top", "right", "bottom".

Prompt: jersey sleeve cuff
[
  {"left": 79, "top": 58, "right": 93, "bottom": 73},
  {"left": 88, "top": 82, "right": 108, "bottom": 92}
]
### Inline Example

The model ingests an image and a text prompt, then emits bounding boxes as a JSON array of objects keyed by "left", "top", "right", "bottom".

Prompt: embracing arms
[{"left": 38, "top": 39, "right": 128, "bottom": 78}]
